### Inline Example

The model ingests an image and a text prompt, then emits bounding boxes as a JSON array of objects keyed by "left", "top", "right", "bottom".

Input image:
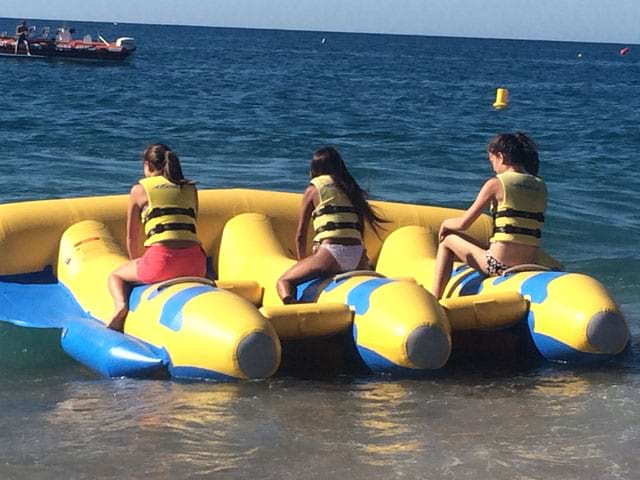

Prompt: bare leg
[
  {"left": 276, "top": 247, "right": 342, "bottom": 303},
  {"left": 432, "top": 240, "right": 456, "bottom": 300},
  {"left": 432, "top": 234, "right": 489, "bottom": 300},
  {"left": 107, "top": 260, "right": 140, "bottom": 331}
]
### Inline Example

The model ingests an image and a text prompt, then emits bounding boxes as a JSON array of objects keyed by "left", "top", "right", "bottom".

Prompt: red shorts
[{"left": 136, "top": 244, "right": 207, "bottom": 284}]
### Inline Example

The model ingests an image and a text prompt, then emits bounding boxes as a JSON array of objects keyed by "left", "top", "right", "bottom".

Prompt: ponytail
[
  {"left": 142, "top": 144, "right": 194, "bottom": 186},
  {"left": 310, "top": 147, "right": 387, "bottom": 237},
  {"left": 515, "top": 132, "right": 540, "bottom": 176},
  {"left": 162, "top": 149, "right": 192, "bottom": 185}
]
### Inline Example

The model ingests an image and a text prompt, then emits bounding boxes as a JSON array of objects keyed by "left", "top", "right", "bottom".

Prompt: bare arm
[
  {"left": 126, "top": 184, "right": 147, "bottom": 259},
  {"left": 439, "top": 178, "right": 500, "bottom": 241},
  {"left": 295, "top": 185, "right": 318, "bottom": 260}
]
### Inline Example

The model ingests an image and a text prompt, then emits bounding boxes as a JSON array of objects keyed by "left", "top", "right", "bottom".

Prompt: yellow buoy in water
[{"left": 493, "top": 87, "right": 509, "bottom": 109}]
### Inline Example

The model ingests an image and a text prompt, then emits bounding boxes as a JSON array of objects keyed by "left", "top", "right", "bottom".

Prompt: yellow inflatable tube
[
  {"left": 58, "top": 220, "right": 281, "bottom": 380},
  {"left": 219, "top": 213, "right": 452, "bottom": 373},
  {"left": 377, "top": 225, "right": 629, "bottom": 362},
  {"left": 0, "top": 188, "right": 629, "bottom": 373},
  {"left": 306, "top": 274, "right": 451, "bottom": 372}
]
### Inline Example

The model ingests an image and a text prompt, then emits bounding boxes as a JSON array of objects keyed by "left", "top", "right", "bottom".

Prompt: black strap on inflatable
[
  {"left": 146, "top": 222, "right": 196, "bottom": 238},
  {"left": 315, "top": 221, "right": 361, "bottom": 235},
  {"left": 143, "top": 207, "right": 196, "bottom": 224},
  {"left": 493, "top": 225, "right": 542, "bottom": 238},
  {"left": 494, "top": 208, "right": 545, "bottom": 223},
  {"left": 312, "top": 205, "right": 357, "bottom": 219}
]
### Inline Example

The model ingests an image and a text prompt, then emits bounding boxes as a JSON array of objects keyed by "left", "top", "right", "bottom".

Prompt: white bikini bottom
[{"left": 320, "top": 243, "right": 364, "bottom": 272}]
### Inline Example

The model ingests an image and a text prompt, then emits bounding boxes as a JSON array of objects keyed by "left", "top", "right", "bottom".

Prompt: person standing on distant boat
[
  {"left": 15, "top": 20, "right": 31, "bottom": 55},
  {"left": 107, "top": 144, "right": 207, "bottom": 331},
  {"left": 431, "top": 132, "right": 546, "bottom": 299},
  {"left": 276, "top": 146, "right": 385, "bottom": 304}
]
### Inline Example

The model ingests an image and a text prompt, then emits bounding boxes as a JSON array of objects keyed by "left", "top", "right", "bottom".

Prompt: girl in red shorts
[{"left": 107, "top": 144, "right": 206, "bottom": 331}]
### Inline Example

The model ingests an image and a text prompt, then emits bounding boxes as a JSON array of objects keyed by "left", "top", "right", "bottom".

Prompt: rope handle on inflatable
[
  {"left": 152, "top": 276, "right": 216, "bottom": 293},
  {"left": 501, "top": 264, "right": 551, "bottom": 275},
  {"left": 332, "top": 270, "right": 387, "bottom": 282}
]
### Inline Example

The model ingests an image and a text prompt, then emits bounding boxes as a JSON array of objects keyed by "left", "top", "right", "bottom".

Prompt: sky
[{"left": 3, "top": 0, "right": 639, "bottom": 44}]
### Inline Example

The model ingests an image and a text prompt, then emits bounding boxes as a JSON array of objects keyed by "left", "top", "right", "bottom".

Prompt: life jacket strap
[
  {"left": 493, "top": 208, "right": 545, "bottom": 223},
  {"left": 143, "top": 207, "right": 196, "bottom": 224},
  {"left": 146, "top": 222, "right": 197, "bottom": 238},
  {"left": 312, "top": 205, "right": 357, "bottom": 220},
  {"left": 315, "top": 221, "right": 361, "bottom": 235},
  {"left": 493, "top": 225, "right": 542, "bottom": 239}
]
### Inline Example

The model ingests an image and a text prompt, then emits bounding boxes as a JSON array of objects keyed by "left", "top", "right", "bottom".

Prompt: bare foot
[
  {"left": 282, "top": 295, "right": 297, "bottom": 305},
  {"left": 107, "top": 305, "right": 128, "bottom": 332}
]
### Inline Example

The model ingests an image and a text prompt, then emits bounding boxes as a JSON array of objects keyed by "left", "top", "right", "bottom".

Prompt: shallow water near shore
[{"left": 1, "top": 19, "right": 639, "bottom": 479}]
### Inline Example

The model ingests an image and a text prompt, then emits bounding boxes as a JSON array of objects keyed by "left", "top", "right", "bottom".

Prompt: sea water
[{"left": 0, "top": 19, "right": 639, "bottom": 479}]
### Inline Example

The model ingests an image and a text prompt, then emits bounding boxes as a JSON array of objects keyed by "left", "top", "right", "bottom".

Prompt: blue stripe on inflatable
[
  {"left": 146, "top": 285, "right": 164, "bottom": 302},
  {"left": 346, "top": 278, "right": 394, "bottom": 315},
  {"left": 296, "top": 275, "right": 353, "bottom": 302},
  {"left": 520, "top": 272, "right": 567, "bottom": 304},
  {"left": 459, "top": 271, "right": 485, "bottom": 296},
  {"left": 356, "top": 344, "right": 428, "bottom": 376},
  {"left": 128, "top": 285, "right": 148, "bottom": 312},
  {"left": 170, "top": 365, "right": 237, "bottom": 381},
  {"left": 159, "top": 285, "right": 215, "bottom": 332},
  {"left": 452, "top": 264, "right": 471, "bottom": 278},
  {"left": 526, "top": 310, "right": 612, "bottom": 363},
  {"left": 296, "top": 278, "right": 325, "bottom": 302}
]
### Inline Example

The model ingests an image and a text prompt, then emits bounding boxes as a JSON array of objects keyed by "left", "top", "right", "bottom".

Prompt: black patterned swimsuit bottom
[{"left": 485, "top": 251, "right": 511, "bottom": 276}]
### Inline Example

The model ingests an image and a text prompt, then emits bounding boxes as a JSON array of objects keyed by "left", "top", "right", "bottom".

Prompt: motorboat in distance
[{"left": 0, "top": 25, "right": 136, "bottom": 61}]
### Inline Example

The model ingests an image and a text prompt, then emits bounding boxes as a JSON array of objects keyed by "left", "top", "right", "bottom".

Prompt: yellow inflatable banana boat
[
  {"left": 58, "top": 220, "right": 280, "bottom": 380},
  {"left": 0, "top": 188, "right": 629, "bottom": 380},
  {"left": 377, "top": 225, "right": 630, "bottom": 362}
]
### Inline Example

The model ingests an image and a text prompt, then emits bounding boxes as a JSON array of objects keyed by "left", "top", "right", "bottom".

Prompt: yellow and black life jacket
[
  {"left": 490, "top": 171, "right": 547, "bottom": 247},
  {"left": 139, "top": 176, "right": 199, "bottom": 247},
  {"left": 310, "top": 174, "right": 362, "bottom": 243}
]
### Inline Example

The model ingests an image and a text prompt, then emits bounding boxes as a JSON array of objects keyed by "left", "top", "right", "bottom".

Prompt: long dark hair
[
  {"left": 142, "top": 143, "right": 194, "bottom": 185},
  {"left": 310, "top": 146, "right": 386, "bottom": 235},
  {"left": 487, "top": 132, "right": 540, "bottom": 176}
]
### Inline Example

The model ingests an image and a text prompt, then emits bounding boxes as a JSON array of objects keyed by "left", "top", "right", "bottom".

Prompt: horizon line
[{"left": 1, "top": 16, "right": 637, "bottom": 47}]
